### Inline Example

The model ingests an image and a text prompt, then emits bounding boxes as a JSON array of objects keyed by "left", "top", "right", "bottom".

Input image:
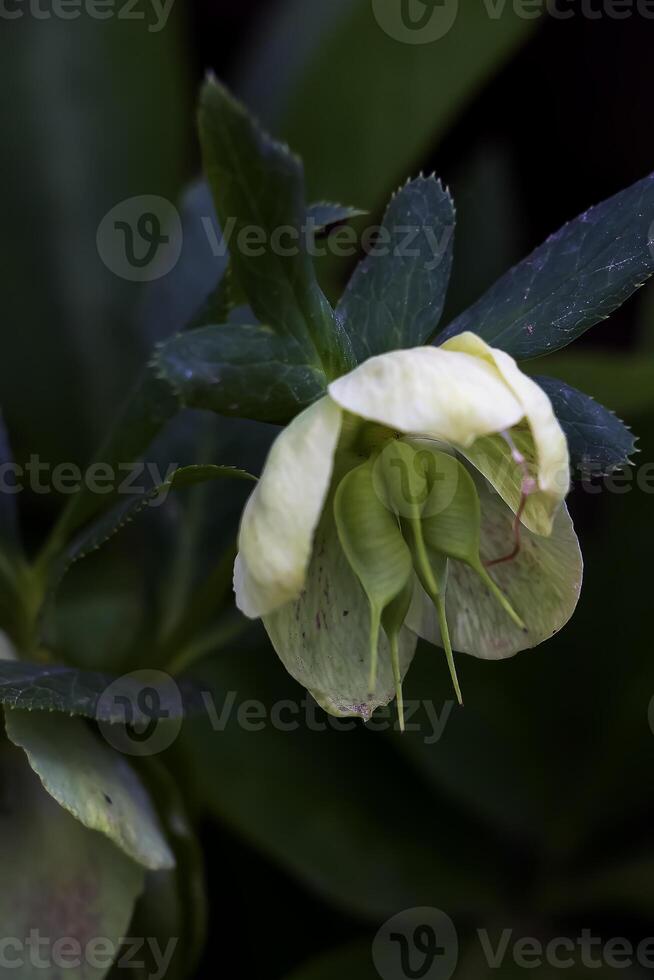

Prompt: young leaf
[
  {"left": 154, "top": 323, "right": 327, "bottom": 424},
  {"left": 199, "top": 79, "right": 348, "bottom": 377},
  {"left": 439, "top": 172, "right": 654, "bottom": 358},
  {"left": 337, "top": 176, "right": 455, "bottom": 362},
  {"left": 535, "top": 375, "right": 637, "bottom": 475},
  {"left": 5, "top": 710, "right": 175, "bottom": 871}
]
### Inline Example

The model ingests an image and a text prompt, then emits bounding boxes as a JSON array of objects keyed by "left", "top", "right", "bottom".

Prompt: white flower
[{"left": 233, "top": 333, "right": 583, "bottom": 720}]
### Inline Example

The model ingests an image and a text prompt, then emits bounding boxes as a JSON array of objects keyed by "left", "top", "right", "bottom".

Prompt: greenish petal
[
  {"left": 263, "top": 514, "right": 417, "bottom": 719},
  {"left": 407, "top": 479, "right": 583, "bottom": 660}
]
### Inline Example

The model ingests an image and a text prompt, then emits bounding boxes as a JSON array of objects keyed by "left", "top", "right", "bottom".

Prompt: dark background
[{"left": 3, "top": 2, "right": 654, "bottom": 978}]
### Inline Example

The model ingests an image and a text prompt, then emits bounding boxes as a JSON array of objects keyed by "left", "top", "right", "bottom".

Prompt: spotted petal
[
  {"left": 264, "top": 514, "right": 417, "bottom": 718},
  {"left": 235, "top": 396, "right": 342, "bottom": 618},
  {"left": 328, "top": 347, "right": 524, "bottom": 448},
  {"left": 442, "top": 333, "right": 570, "bottom": 534},
  {"left": 406, "top": 478, "right": 583, "bottom": 660}
]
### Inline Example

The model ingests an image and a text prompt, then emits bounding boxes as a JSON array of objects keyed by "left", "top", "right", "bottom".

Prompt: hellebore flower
[{"left": 234, "top": 332, "right": 583, "bottom": 723}]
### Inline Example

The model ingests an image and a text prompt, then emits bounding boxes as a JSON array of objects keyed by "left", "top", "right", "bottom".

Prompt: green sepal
[
  {"left": 381, "top": 579, "right": 415, "bottom": 732},
  {"left": 333, "top": 458, "right": 413, "bottom": 696}
]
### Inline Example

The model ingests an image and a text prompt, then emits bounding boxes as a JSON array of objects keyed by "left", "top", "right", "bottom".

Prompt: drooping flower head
[{"left": 234, "top": 332, "right": 583, "bottom": 723}]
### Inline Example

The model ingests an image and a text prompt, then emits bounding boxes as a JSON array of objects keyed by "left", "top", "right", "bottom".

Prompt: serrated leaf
[
  {"left": 337, "top": 177, "right": 455, "bottom": 361},
  {"left": 0, "top": 661, "right": 195, "bottom": 722},
  {"left": 5, "top": 710, "right": 174, "bottom": 871},
  {"left": 535, "top": 376, "right": 637, "bottom": 475},
  {"left": 55, "top": 464, "right": 254, "bottom": 592},
  {"left": 199, "top": 79, "right": 346, "bottom": 376},
  {"left": 154, "top": 323, "right": 327, "bottom": 424},
  {"left": 0, "top": 740, "right": 144, "bottom": 980},
  {"left": 439, "top": 172, "right": 654, "bottom": 358},
  {"left": 188, "top": 202, "right": 364, "bottom": 331}
]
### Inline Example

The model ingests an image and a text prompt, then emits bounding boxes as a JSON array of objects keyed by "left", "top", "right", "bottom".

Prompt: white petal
[
  {"left": 442, "top": 332, "right": 570, "bottom": 533},
  {"left": 328, "top": 347, "right": 524, "bottom": 447},
  {"left": 406, "top": 481, "right": 583, "bottom": 660},
  {"left": 234, "top": 396, "right": 342, "bottom": 618}
]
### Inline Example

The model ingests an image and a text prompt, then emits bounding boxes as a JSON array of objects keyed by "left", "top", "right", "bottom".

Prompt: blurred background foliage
[{"left": 3, "top": 1, "right": 654, "bottom": 977}]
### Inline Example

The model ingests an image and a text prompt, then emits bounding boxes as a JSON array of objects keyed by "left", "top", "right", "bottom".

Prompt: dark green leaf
[
  {"left": 0, "top": 661, "right": 195, "bottom": 722},
  {"left": 338, "top": 177, "right": 455, "bottom": 361},
  {"left": 536, "top": 376, "right": 637, "bottom": 475},
  {"left": 190, "top": 200, "right": 365, "bottom": 330},
  {"left": 199, "top": 79, "right": 347, "bottom": 376},
  {"left": 439, "top": 172, "right": 654, "bottom": 358},
  {"left": 154, "top": 323, "right": 327, "bottom": 424}
]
